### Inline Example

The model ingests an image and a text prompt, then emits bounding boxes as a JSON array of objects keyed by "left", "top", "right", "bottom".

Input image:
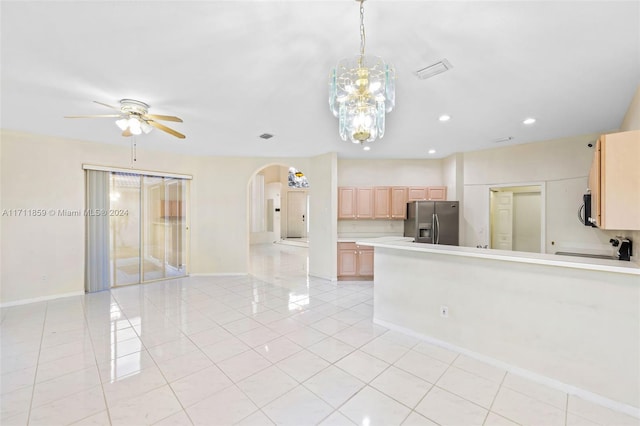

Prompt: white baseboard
[
  {"left": 308, "top": 272, "right": 337, "bottom": 282},
  {"left": 1, "top": 291, "right": 85, "bottom": 308},
  {"left": 189, "top": 273, "right": 248, "bottom": 277},
  {"left": 374, "top": 317, "right": 640, "bottom": 419}
]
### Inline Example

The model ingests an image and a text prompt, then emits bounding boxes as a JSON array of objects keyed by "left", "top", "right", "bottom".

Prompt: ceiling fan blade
[
  {"left": 147, "top": 120, "right": 185, "bottom": 139},
  {"left": 93, "top": 101, "right": 121, "bottom": 111},
  {"left": 144, "top": 114, "right": 183, "bottom": 123},
  {"left": 122, "top": 128, "right": 133, "bottom": 137},
  {"left": 64, "top": 114, "right": 122, "bottom": 118}
]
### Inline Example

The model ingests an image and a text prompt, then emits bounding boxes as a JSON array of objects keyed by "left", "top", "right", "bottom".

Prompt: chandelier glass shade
[{"left": 329, "top": 0, "right": 395, "bottom": 144}]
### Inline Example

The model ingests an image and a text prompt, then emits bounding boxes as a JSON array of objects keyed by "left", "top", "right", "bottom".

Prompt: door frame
[
  {"left": 286, "top": 189, "right": 308, "bottom": 239},
  {"left": 487, "top": 182, "right": 546, "bottom": 253},
  {"left": 490, "top": 190, "right": 514, "bottom": 250}
]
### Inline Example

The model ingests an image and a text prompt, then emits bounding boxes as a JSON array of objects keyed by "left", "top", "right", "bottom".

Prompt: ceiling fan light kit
[
  {"left": 329, "top": 0, "right": 395, "bottom": 145},
  {"left": 65, "top": 98, "right": 185, "bottom": 139}
]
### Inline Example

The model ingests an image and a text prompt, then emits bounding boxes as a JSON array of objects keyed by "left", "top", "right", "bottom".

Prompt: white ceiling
[{"left": 1, "top": 1, "right": 638, "bottom": 160}]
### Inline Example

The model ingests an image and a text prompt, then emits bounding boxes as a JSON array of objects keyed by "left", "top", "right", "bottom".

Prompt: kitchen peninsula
[{"left": 358, "top": 240, "right": 640, "bottom": 416}]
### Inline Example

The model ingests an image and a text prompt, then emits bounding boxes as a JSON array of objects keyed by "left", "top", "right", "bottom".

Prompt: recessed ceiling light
[
  {"left": 438, "top": 115, "right": 451, "bottom": 122},
  {"left": 363, "top": 146, "right": 371, "bottom": 151},
  {"left": 259, "top": 133, "right": 274, "bottom": 139},
  {"left": 523, "top": 118, "right": 536, "bottom": 125},
  {"left": 428, "top": 149, "right": 436, "bottom": 154}
]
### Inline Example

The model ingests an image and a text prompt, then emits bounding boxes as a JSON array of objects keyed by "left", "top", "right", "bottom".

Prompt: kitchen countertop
[
  {"left": 338, "top": 236, "right": 414, "bottom": 243},
  {"left": 356, "top": 240, "right": 640, "bottom": 276}
]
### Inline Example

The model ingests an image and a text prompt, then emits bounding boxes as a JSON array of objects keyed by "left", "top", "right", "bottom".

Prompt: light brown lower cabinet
[{"left": 337, "top": 242, "right": 374, "bottom": 279}]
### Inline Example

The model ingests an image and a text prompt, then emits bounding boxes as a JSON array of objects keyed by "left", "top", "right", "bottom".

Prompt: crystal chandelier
[{"left": 329, "top": 0, "right": 395, "bottom": 145}]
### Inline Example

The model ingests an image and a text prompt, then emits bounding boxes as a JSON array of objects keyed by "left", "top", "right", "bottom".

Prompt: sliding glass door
[
  {"left": 87, "top": 170, "right": 188, "bottom": 291},
  {"left": 142, "top": 176, "right": 187, "bottom": 282},
  {"left": 110, "top": 173, "right": 141, "bottom": 286}
]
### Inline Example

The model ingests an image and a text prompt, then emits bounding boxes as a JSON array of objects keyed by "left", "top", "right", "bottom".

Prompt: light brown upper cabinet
[
  {"left": 338, "top": 186, "right": 374, "bottom": 219},
  {"left": 339, "top": 185, "right": 445, "bottom": 220},
  {"left": 391, "top": 187, "right": 409, "bottom": 219},
  {"left": 407, "top": 186, "right": 428, "bottom": 201},
  {"left": 588, "top": 130, "right": 640, "bottom": 230},
  {"left": 374, "top": 187, "right": 391, "bottom": 219},
  {"left": 408, "top": 186, "right": 447, "bottom": 201},
  {"left": 427, "top": 186, "right": 447, "bottom": 201},
  {"left": 338, "top": 187, "right": 357, "bottom": 219},
  {"left": 356, "top": 187, "right": 374, "bottom": 219}
]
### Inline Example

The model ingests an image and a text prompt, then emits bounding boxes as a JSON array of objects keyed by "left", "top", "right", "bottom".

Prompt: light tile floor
[{"left": 1, "top": 244, "right": 638, "bottom": 425}]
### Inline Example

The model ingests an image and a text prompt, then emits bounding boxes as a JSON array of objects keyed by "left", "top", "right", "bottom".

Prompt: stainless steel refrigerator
[{"left": 404, "top": 201, "right": 459, "bottom": 245}]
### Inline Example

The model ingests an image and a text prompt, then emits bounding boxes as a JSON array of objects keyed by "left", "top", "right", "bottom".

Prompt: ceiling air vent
[
  {"left": 493, "top": 136, "right": 514, "bottom": 143},
  {"left": 259, "top": 133, "right": 274, "bottom": 139},
  {"left": 415, "top": 58, "right": 453, "bottom": 80}
]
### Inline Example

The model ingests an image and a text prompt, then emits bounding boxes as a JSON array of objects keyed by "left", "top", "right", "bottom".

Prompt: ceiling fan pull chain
[{"left": 130, "top": 136, "right": 138, "bottom": 167}]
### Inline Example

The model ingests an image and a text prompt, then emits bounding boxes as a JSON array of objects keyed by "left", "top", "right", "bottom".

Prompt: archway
[{"left": 247, "top": 163, "right": 311, "bottom": 279}]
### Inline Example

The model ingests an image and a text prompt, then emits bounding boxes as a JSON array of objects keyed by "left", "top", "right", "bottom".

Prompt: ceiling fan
[{"left": 65, "top": 99, "right": 185, "bottom": 139}]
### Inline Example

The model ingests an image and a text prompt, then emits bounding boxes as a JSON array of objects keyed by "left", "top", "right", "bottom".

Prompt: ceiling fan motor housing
[{"left": 120, "top": 99, "right": 149, "bottom": 116}]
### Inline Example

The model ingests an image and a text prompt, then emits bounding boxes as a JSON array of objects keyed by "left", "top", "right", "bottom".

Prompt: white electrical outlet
[{"left": 440, "top": 306, "right": 449, "bottom": 318}]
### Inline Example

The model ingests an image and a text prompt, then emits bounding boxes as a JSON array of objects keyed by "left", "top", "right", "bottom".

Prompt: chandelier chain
[{"left": 359, "top": 0, "right": 366, "bottom": 57}]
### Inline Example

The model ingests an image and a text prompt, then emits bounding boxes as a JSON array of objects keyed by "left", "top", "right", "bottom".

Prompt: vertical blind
[{"left": 85, "top": 170, "right": 110, "bottom": 293}]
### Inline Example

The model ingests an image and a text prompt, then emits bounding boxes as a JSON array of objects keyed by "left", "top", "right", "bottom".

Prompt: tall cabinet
[{"left": 588, "top": 130, "right": 640, "bottom": 230}]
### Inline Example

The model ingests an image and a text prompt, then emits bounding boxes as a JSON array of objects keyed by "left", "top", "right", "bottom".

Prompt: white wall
[
  {"left": 0, "top": 131, "right": 339, "bottom": 305},
  {"left": 3, "top": 83, "right": 638, "bottom": 304},
  {"left": 307, "top": 152, "right": 337, "bottom": 281},
  {"left": 249, "top": 180, "right": 281, "bottom": 245},
  {"left": 338, "top": 158, "right": 443, "bottom": 186},
  {"left": 0, "top": 131, "right": 196, "bottom": 304},
  {"left": 373, "top": 246, "right": 640, "bottom": 410},
  {"left": 337, "top": 220, "right": 403, "bottom": 238},
  {"left": 337, "top": 158, "right": 444, "bottom": 238},
  {"left": 441, "top": 153, "right": 464, "bottom": 201},
  {"left": 621, "top": 85, "right": 640, "bottom": 132},
  {"left": 462, "top": 133, "right": 620, "bottom": 253},
  {"left": 249, "top": 163, "right": 283, "bottom": 245}
]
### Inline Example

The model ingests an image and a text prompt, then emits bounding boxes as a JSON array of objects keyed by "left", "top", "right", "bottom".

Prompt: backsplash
[
  {"left": 338, "top": 220, "right": 404, "bottom": 238},
  {"left": 553, "top": 229, "right": 639, "bottom": 263}
]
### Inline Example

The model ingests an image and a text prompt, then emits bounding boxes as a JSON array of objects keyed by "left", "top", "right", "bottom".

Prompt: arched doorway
[{"left": 247, "top": 164, "right": 311, "bottom": 280}]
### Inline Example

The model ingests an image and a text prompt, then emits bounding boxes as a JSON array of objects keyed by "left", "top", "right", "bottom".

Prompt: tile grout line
[
  {"left": 24, "top": 301, "right": 49, "bottom": 425},
  {"left": 116, "top": 289, "right": 202, "bottom": 425},
  {"left": 564, "top": 391, "right": 569, "bottom": 426},
  {"left": 83, "top": 295, "right": 116, "bottom": 426},
  {"left": 481, "top": 368, "right": 509, "bottom": 426}
]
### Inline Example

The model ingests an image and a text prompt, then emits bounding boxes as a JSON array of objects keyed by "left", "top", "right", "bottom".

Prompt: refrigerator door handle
[{"left": 434, "top": 213, "right": 440, "bottom": 244}]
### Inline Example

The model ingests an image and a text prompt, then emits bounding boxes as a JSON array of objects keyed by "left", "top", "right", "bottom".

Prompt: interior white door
[
  {"left": 287, "top": 191, "right": 307, "bottom": 238},
  {"left": 491, "top": 191, "right": 513, "bottom": 250}
]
